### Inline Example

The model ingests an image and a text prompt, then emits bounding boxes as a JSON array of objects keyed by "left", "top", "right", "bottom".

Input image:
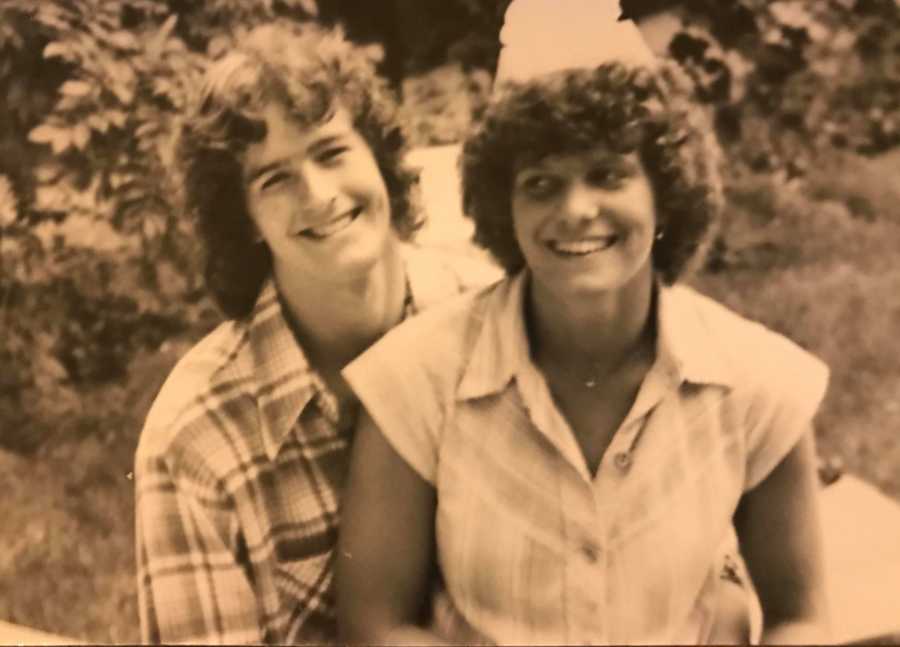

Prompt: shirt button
[
  {"left": 580, "top": 541, "right": 600, "bottom": 563},
  {"left": 613, "top": 451, "right": 632, "bottom": 472}
]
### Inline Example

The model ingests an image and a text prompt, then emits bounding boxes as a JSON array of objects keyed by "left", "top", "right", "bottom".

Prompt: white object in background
[
  {"left": 820, "top": 475, "right": 900, "bottom": 643},
  {"left": 406, "top": 144, "right": 473, "bottom": 251},
  {"left": 496, "top": 0, "right": 657, "bottom": 84},
  {"left": 0, "top": 620, "right": 82, "bottom": 645}
]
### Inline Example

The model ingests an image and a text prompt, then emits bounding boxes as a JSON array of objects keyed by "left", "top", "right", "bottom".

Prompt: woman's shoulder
[
  {"left": 669, "top": 285, "right": 829, "bottom": 396},
  {"left": 347, "top": 277, "right": 507, "bottom": 391},
  {"left": 388, "top": 278, "right": 501, "bottom": 356},
  {"left": 402, "top": 244, "right": 504, "bottom": 309}
]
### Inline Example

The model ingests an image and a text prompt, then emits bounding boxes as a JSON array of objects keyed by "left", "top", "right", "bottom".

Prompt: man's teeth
[
  {"left": 549, "top": 237, "right": 615, "bottom": 255},
  {"left": 305, "top": 210, "right": 359, "bottom": 238}
]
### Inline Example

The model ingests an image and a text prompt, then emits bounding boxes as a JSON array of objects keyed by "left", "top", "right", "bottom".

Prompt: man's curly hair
[
  {"left": 460, "top": 60, "right": 723, "bottom": 283},
  {"left": 177, "top": 21, "right": 422, "bottom": 320}
]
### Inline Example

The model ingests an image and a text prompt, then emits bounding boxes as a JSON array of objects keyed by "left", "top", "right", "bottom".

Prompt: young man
[{"left": 134, "top": 21, "right": 497, "bottom": 644}]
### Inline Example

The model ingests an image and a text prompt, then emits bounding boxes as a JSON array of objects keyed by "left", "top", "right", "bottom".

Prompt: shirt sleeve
[
  {"left": 743, "top": 337, "right": 830, "bottom": 491},
  {"left": 135, "top": 447, "right": 263, "bottom": 644},
  {"left": 343, "top": 327, "right": 446, "bottom": 485}
]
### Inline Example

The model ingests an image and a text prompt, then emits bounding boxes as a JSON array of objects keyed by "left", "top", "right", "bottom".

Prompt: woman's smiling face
[{"left": 511, "top": 146, "right": 657, "bottom": 296}]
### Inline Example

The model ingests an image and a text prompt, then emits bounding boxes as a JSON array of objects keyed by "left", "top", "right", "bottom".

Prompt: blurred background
[{"left": 1, "top": 0, "right": 900, "bottom": 642}]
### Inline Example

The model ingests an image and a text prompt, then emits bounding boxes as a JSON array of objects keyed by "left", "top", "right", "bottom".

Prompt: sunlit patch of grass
[
  {"left": 0, "top": 344, "right": 184, "bottom": 641},
  {"left": 0, "top": 430, "right": 140, "bottom": 642}
]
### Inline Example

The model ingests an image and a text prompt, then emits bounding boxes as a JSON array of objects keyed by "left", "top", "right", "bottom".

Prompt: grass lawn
[{"left": 2, "top": 151, "right": 899, "bottom": 642}]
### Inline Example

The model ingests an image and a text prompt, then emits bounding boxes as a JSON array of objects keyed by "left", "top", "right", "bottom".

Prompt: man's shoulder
[
  {"left": 403, "top": 244, "right": 503, "bottom": 310},
  {"left": 136, "top": 319, "right": 257, "bottom": 467}
]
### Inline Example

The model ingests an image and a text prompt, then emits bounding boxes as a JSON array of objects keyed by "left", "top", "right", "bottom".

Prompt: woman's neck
[
  {"left": 274, "top": 240, "right": 407, "bottom": 374},
  {"left": 527, "top": 266, "right": 655, "bottom": 375}
]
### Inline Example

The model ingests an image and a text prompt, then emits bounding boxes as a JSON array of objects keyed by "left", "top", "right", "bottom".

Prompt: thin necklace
[{"left": 545, "top": 332, "right": 654, "bottom": 390}]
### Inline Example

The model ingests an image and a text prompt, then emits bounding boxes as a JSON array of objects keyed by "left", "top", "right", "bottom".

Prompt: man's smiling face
[{"left": 243, "top": 102, "right": 393, "bottom": 287}]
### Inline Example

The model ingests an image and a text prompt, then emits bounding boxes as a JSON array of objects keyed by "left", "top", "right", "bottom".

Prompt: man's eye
[
  {"left": 260, "top": 171, "right": 293, "bottom": 191},
  {"left": 317, "top": 145, "right": 349, "bottom": 164}
]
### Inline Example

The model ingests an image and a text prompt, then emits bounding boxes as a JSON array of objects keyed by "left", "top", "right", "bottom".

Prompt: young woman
[{"left": 336, "top": 3, "right": 831, "bottom": 644}]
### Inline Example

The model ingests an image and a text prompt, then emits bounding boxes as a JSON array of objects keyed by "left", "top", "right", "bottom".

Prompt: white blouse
[{"left": 344, "top": 272, "right": 829, "bottom": 645}]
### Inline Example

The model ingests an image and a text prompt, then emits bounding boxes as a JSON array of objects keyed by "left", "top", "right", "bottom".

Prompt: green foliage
[
  {"left": 0, "top": 0, "right": 318, "bottom": 452},
  {"left": 2, "top": 0, "right": 900, "bottom": 455},
  {"left": 648, "top": 0, "right": 900, "bottom": 172}
]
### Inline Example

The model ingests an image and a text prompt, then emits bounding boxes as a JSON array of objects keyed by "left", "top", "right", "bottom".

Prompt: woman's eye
[
  {"left": 586, "top": 167, "right": 626, "bottom": 188},
  {"left": 520, "top": 175, "right": 559, "bottom": 199},
  {"left": 260, "top": 171, "right": 293, "bottom": 191}
]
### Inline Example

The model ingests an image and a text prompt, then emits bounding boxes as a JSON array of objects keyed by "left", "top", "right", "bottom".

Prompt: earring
[{"left": 654, "top": 227, "right": 665, "bottom": 241}]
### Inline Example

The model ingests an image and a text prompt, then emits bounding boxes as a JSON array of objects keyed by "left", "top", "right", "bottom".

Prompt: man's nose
[
  {"left": 287, "top": 163, "right": 339, "bottom": 233},
  {"left": 297, "top": 161, "right": 339, "bottom": 209}
]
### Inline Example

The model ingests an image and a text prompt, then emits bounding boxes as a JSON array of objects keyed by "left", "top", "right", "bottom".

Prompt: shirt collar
[
  {"left": 656, "top": 283, "right": 735, "bottom": 388},
  {"left": 457, "top": 271, "right": 533, "bottom": 400},
  {"left": 245, "top": 279, "right": 321, "bottom": 462},
  {"left": 250, "top": 246, "right": 455, "bottom": 461},
  {"left": 457, "top": 273, "right": 735, "bottom": 401}
]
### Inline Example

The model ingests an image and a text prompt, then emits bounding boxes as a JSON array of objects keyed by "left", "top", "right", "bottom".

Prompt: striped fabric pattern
[
  {"left": 135, "top": 246, "right": 501, "bottom": 644},
  {"left": 344, "top": 272, "right": 829, "bottom": 645}
]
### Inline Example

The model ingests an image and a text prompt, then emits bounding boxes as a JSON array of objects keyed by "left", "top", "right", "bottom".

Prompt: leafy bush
[
  {"left": 624, "top": 0, "right": 900, "bottom": 167},
  {"left": 0, "top": 0, "right": 319, "bottom": 452},
  {"left": 3, "top": 0, "right": 900, "bottom": 455}
]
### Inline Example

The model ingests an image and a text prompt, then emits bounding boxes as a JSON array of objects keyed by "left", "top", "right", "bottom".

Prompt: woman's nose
[{"left": 562, "top": 180, "right": 600, "bottom": 221}]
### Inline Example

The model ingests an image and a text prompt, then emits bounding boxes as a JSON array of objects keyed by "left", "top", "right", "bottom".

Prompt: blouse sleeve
[
  {"left": 743, "top": 334, "right": 830, "bottom": 491},
  {"left": 343, "top": 324, "right": 448, "bottom": 485}
]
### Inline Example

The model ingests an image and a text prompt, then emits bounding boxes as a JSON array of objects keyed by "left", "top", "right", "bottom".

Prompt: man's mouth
[
  {"left": 302, "top": 207, "right": 363, "bottom": 240},
  {"left": 547, "top": 235, "right": 618, "bottom": 257}
]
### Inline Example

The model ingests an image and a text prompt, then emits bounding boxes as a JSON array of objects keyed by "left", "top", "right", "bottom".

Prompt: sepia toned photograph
[{"left": 1, "top": 0, "right": 899, "bottom": 644}]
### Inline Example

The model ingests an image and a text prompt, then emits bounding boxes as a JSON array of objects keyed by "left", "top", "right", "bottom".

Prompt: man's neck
[{"left": 274, "top": 240, "right": 407, "bottom": 375}]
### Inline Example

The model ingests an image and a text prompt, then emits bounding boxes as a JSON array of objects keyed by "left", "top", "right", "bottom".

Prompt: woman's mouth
[
  {"left": 547, "top": 235, "right": 618, "bottom": 257},
  {"left": 302, "top": 207, "right": 363, "bottom": 240}
]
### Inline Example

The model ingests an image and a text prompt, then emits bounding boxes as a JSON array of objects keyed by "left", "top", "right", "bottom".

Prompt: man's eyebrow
[
  {"left": 245, "top": 159, "right": 287, "bottom": 185},
  {"left": 244, "top": 134, "right": 349, "bottom": 184},
  {"left": 308, "top": 134, "right": 347, "bottom": 154}
]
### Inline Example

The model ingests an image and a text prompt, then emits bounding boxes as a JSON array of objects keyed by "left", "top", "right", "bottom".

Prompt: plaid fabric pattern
[
  {"left": 135, "top": 246, "right": 501, "bottom": 644},
  {"left": 344, "top": 272, "right": 829, "bottom": 644}
]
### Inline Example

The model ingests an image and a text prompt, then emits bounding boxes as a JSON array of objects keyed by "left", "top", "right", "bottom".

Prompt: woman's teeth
[
  {"left": 549, "top": 237, "right": 616, "bottom": 256},
  {"left": 304, "top": 208, "right": 360, "bottom": 239}
]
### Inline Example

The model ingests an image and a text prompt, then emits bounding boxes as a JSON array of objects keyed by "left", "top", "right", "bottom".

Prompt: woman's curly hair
[
  {"left": 177, "top": 21, "right": 422, "bottom": 320},
  {"left": 460, "top": 60, "right": 724, "bottom": 283}
]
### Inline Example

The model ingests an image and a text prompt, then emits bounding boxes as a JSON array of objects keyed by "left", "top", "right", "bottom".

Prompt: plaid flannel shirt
[{"left": 135, "top": 246, "right": 500, "bottom": 644}]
